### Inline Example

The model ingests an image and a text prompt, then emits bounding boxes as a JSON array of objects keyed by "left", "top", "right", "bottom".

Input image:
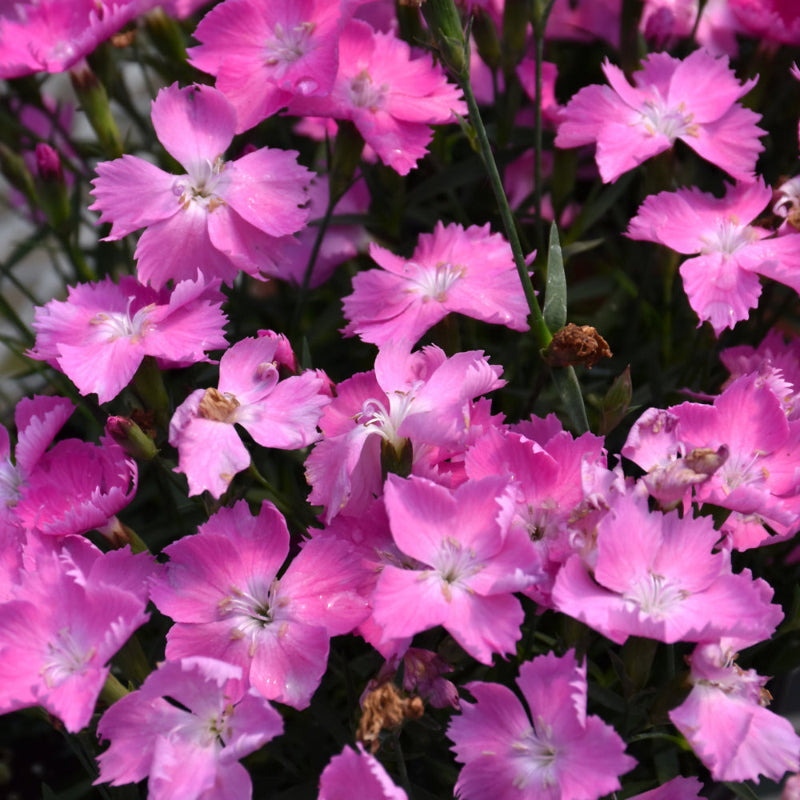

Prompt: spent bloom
[
  {"left": 627, "top": 178, "right": 800, "bottom": 335},
  {"left": 555, "top": 48, "right": 764, "bottom": 183},
  {"left": 447, "top": 650, "right": 635, "bottom": 800},
  {"left": 342, "top": 222, "right": 530, "bottom": 347},
  {"left": 90, "top": 82, "right": 312, "bottom": 287}
]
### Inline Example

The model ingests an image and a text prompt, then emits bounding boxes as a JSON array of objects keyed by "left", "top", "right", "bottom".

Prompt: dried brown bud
[
  {"left": 543, "top": 323, "right": 612, "bottom": 369},
  {"left": 357, "top": 683, "right": 425, "bottom": 753}
]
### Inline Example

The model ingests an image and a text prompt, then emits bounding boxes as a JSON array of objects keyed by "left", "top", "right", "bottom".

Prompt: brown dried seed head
[
  {"left": 543, "top": 323, "right": 612, "bottom": 369},
  {"left": 357, "top": 683, "right": 425, "bottom": 753}
]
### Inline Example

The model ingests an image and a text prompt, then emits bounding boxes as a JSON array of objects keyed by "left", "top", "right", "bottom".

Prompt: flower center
[
  {"left": 356, "top": 392, "right": 415, "bottom": 451},
  {"left": 511, "top": 721, "right": 559, "bottom": 790},
  {"left": 406, "top": 260, "right": 466, "bottom": 303},
  {"left": 429, "top": 537, "right": 482, "bottom": 601},
  {"left": 264, "top": 21, "right": 315, "bottom": 68},
  {"left": 198, "top": 388, "right": 240, "bottom": 423},
  {"left": 41, "top": 627, "right": 94, "bottom": 688},
  {"left": 638, "top": 95, "right": 697, "bottom": 141},
  {"left": 173, "top": 156, "right": 226, "bottom": 212},
  {"left": 219, "top": 580, "right": 287, "bottom": 656},
  {"left": 624, "top": 572, "right": 688, "bottom": 619},
  {"left": 349, "top": 69, "right": 387, "bottom": 112},
  {"left": 699, "top": 217, "right": 759, "bottom": 256}
]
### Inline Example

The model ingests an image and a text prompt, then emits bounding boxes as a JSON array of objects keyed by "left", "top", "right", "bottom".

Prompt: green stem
[{"left": 460, "top": 78, "right": 551, "bottom": 350}]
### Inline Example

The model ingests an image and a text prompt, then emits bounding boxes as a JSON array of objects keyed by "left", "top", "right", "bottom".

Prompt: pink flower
[
  {"left": 28, "top": 274, "right": 227, "bottom": 404},
  {"left": 371, "top": 474, "right": 539, "bottom": 664},
  {"left": 96, "top": 656, "right": 283, "bottom": 799},
  {"left": 342, "top": 222, "right": 530, "bottom": 347},
  {"left": 0, "top": 541, "right": 151, "bottom": 731},
  {"left": 189, "top": 0, "right": 350, "bottom": 133},
  {"left": 627, "top": 777, "right": 703, "bottom": 800},
  {"left": 555, "top": 49, "right": 764, "bottom": 183},
  {"left": 305, "top": 343, "right": 505, "bottom": 522},
  {"left": 0, "top": 0, "right": 155, "bottom": 77},
  {"left": 90, "top": 82, "right": 312, "bottom": 288},
  {"left": 288, "top": 19, "right": 467, "bottom": 175},
  {"left": 669, "top": 640, "right": 800, "bottom": 782},
  {"left": 551, "top": 492, "right": 784, "bottom": 644},
  {"left": 729, "top": 0, "right": 800, "bottom": 45},
  {"left": 149, "top": 501, "right": 368, "bottom": 709},
  {"left": 318, "top": 744, "right": 407, "bottom": 800},
  {"left": 447, "top": 650, "right": 635, "bottom": 800},
  {"left": 169, "top": 333, "right": 330, "bottom": 498},
  {"left": 627, "top": 178, "right": 800, "bottom": 335}
]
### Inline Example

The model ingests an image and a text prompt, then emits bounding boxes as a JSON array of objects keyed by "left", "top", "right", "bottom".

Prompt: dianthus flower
[
  {"left": 0, "top": 0, "right": 155, "bottom": 78},
  {"left": 96, "top": 657, "right": 283, "bottom": 800},
  {"left": 669, "top": 640, "right": 800, "bottom": 782},
  {"left": 551, "top": 492, "right": 783, "bottom": 644},
  {"left": 288, "top": 19, "right": 467, "bottom": 175},
  {"left": 0, "top": 540, "right": 151, "bottom": 732},
  {"left": 28, "top": 275, "right": 227, "bottom": 404},
  {"left": 447, "top": 650, "right": 635, "bottom": 800},
  {"left": 729, "top": 0, "right": 800, "bottom": 45},
  {"left": 189, "top": 0, "right": 350, "bottom": 133},
  {"left": 342, "top": 222, "right": 530, "bottom": 347},
  {"left": 169, "top": 333, "right": 329, "bottom": 498},
  {"left": 371, "top": 474, "right": 539, "bottom": 664},
  {"left": 627, "top": 178, "right": 800, "bottom": 335},
  {"left": 150, "top": 501, "right": 368, "bottom": 709},
  {"left": 90, "top": 82, "right": 312, "bottom": 287},
  {"left": 555, "top": 48, "right": 764, "bottom": 183}
]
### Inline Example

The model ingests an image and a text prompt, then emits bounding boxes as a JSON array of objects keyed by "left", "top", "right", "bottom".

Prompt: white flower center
[
  {"left": 89, "top": 300, "right": 153, "bottom": 343},
  {"left": 349, "top": 69, "right": 387, "bottom": 112},
  {"left": 173, "top": 156, "right": 226, "bottom": 212},
  {"left": 405, "top": 260, "right": 466, "bottom": 302},
  {"left": 357, "top": 392, "right": 416, "bottom": 450},
  {"left": 219, "top": 580, "right": 288, "bottom": 657},
  {"left": 625, "top": 572, "right": 688, "bottom": 619},
  {"left": 511, "top": 720, "right": 559, "bottom": 790},
  {"left": 264, "top": 21, "right": 316, "bottom": 68},
  {"left": 638, "top": 95, "right": 697, "bottom": 141},
  {"left": 41, "top": 627, "right": 94, "bottom": 687},
  {"left": 699, "top": 217, "right": 759, "bottom": 256}
]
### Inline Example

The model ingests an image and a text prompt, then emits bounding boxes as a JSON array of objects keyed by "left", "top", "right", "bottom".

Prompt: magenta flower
[
  {"left": 0, "top": 541, "right": 151, "bottom": 732},
  {"left": 189, "top": 0, "right": 349, "bottom": 133},
  {"left": 371, "top": 474, "right": 539, "bottom": 664},
  {"left": 447, "top": 650, "right": 635, "bottom": 800},
  {"left": 627, "top": 178, "right": 800, "bottom": 335},
  {"left": 169, "top": 333, "right": 330, "bottom": 498},
  {"left": 90, "top": 82, "right": 312, "bottom": 288},
  {"left": 288, "top": 19, "right": 467, "bottom": 175},
  {"left": 28, "top": 274, "right": 227, "bottom": 404},
  {"left": 551, "top": 492, "right": 783, "bottom": 644},
  {"left": 150, "top": 501, "right": 368, "bottom": 709},
  {"left": 729, "top": 0, "right": 800, "bottom": 45},
  {"left": 627, "top": 776, "right": 703, "bottom": 800},
  {"left": 0, "top": 0, "right": 154, "bottom": 78},
  {"left": 669, "top": 640, "right": 800, "bottom": 782},
  {"left": 96, "top": 656, "right": 283, "bottom": 800},
  {"left": 555, "top": 49, "right": 764, "bottom": 183},
  {"left": 318, "top": 744, "right": 407, "bottom": 800},
  {"left": 342, "top": 222, "right": 530, "bottom": 347}
]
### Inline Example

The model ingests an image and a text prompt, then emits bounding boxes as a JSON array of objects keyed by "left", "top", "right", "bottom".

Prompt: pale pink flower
[
  {"left": 555, "top": 49, "right": 764, "bottom": 183},
  {"left": 447, "top": 650, "right": 635, "bottom": 800},
  {"left": 318, "top": 744, "right": 407, "bottom": 800},
  {"left": 189, "top": 0, "right": 350, "bottom": 133},
  {"left": 627, "top": 178, "right": 800, "bottom": 335},
  {"left": 90, "top": 82, "right": 312, "bottom": 288},
  {"left": 669, "top": 640, "right": 800, "bottom": 782},
  {"left": 169, "top": 333, "right": 330, "bottom": 498},
  {"left": 0, "top": 541, "right": 151, "bottom": 731},
  {"left": 96, "top": 656, "right": 283, "bottom": 799},
  {"left": 627, "top": 776, "right": 703, "bottom": 800},
  {"left": 305, "top": 343, "right": 505, "bottom": 522},
  {"left": 342, "top": 222, "right": 529, "bottom": 347},
  {"left": 551, "top": 492, "right": 784, "bottom": 644},
  {"left": 371, "top": 474, "right": 539, "bottom": 664},
  {"left": 288, "top": 19, "right": 467, "bottom": 175},
  {"left": 28, "top": 274, "right": 227, "bottom": 404},
  {"left": 150, "top": 501, "right": 368, "bottom": 709},
  {"left": 0, "top": 0, "right": 156, "bottom": 77},
  {"left": 546, "top": 0, "right": 621, "bottom": 46},
  {"left": 729, "top": 0, "right": 800, "bottom": 45}
]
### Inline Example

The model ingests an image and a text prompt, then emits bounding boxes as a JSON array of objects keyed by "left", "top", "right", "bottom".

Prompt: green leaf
[
  {"left": 598, "top": 365, "right": 632, "bottom": 436},
  {"left": 550, "top": 365, "right": 590, "bottom": 434},
  {"left": 543, "top": 222, "right": 567, "bottom": 333}
]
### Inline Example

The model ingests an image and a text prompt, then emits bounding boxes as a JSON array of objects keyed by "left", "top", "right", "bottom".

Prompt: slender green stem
[{"left": 460, "top": 78, "right": 551, "bottom": 350}]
